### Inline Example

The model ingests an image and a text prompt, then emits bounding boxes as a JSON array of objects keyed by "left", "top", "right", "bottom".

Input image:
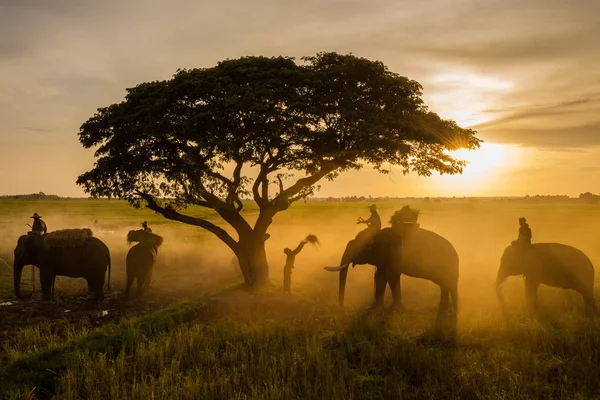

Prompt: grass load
[
  {"left": 127, "top": 230, "right": 164, "bottom": 248},
  {"left": 304, "top": 234, "right": 320, "bottom": 246},
  {"left": 43, "top": 228, "right": 93, "bottom": 248}
]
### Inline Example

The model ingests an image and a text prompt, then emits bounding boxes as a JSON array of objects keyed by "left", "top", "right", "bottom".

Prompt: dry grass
[
  {"left": 126, "top": 230, "right": 164, "bottom": 248},
  {"left": 44, "top": 229, "right": 94, "bottom": 248},
  {"left": 2, "top": 199, "right": 600, "bottom": 399}
]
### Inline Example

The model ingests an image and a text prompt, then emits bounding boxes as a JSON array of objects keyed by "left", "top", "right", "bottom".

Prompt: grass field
[{"left": 2, "top": 199, "right": 600, "bottom": 399}]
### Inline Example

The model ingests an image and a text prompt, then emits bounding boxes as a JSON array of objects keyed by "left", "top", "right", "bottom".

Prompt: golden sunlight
[{"left": 433, "top": 142, "right": 522, "bottom": 193}]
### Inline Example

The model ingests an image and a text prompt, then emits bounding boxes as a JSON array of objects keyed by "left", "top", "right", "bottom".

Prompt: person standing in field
[
  {"left": 30, "top": 213, "right": 47, "bottom": 234},
  {"left": 283, "top": 239, "right": 308, "bottom": 293},
  {"left": 357, "top": 204, "right": 382, "bottom": 231},
  {"left": 141, "top": 221, "right": 152, "bottom": 233}
]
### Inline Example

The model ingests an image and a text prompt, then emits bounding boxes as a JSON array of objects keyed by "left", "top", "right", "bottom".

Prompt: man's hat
[
  {"left": 30, "top": 213, "right": 42, "bottom": 219},
  {"left": 519, "top": 217, "right": 526, "bottom": 223},
  {"left": 141, "top": 221, "right": 148, "bottom": 225},
  {"left": 369, "top": 204, "right": 377, "bottom": 211}
]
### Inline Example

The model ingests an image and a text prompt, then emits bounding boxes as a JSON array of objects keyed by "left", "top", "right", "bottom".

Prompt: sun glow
[
  {"left": 434, "top": 142, "right": 521, "bottom": 193},
  {"left": 451, "top": 142, "right": 511, "bottom": 173}
]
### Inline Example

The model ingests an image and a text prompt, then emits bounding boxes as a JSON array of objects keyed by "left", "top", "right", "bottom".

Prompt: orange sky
[{"left": 1, "top": 0, "right": 599, "bottom": 198}]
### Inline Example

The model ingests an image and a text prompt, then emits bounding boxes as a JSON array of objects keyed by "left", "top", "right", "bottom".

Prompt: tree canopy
[{"left": 77, "top": 52, "right": 480, "bottom": 286}]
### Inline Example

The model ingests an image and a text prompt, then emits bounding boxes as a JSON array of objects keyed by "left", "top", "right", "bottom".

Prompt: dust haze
[{"left": 1, "top": 200, "right": 599, "bottom": 328}]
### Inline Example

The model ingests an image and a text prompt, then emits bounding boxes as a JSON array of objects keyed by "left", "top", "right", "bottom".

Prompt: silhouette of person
[
  {"left": 283, "top": 240, "right": 307, "bottom": 293},
  {"left": 357, "top": 204, "right": 381, "bottom": 231},
  {"left": 30, "top": 213, "right": 47, "bottom": 234},
  {"left": 516, "top": 217, "right": 532, "bottom": 245},
  {"left": 141, "top": 221, "right": 152, "bottom": 233}
]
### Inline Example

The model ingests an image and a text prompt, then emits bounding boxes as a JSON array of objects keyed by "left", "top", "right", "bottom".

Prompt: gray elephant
[
  {"left": 124, "top": 230, "right": 163, "bottom": 298},
  {"left": 495, "top": 243, "right": 597, "bottom": 315},
  {"left": 13, "top": 229, "right": 111, "bottom": 301},
  {"left": 325, "top": 223, "right": 459, "bottom": 315}
]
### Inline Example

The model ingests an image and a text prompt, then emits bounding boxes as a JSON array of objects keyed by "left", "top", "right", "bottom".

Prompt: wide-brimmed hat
[{"left": 30, "top": 213, "right": 42, "bottom": 219}]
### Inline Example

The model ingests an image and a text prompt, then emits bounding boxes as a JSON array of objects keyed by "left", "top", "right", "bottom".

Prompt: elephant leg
[
  {"left": 39, "top": 269, "right": 54, "bottom": 301},
  {"left": 144, "top": 267, "right": 154, "bottom": 294},
  {"left": 450, "top": 286, "right": 459, "bottom": 315},
  {"left": 94, "top": 281, "right": 104, "bottom": 301},
  {"left": 438, "top": 288, "right": 450, "bottom": 316},
  {"left": 581, "top": 290, "right": 598, "bottom": 317},
  {"left": 372, "top": 268, "right": 387, "bottom": 308},
  {"left": 125, "top": 271, "right": 134, "bottom": 298},
  {"left": 388, "top": 273, "right": 402, "bottom": 310},
  {"left": 138, "top": 269, "right": 150, "bottom": 297},
  {"left": 524, "top": 279, "right": 539, "bottom": 312}
]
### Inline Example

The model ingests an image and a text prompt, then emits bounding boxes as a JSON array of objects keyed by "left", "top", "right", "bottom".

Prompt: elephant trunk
[
  {"left": 13, "top": 264, "right": 23, "bottom": 299},
  {"left": 339, "top": 266, "right": 348, "bottom": 307},
  {"left": 337, "top": 240, "right": 359, "bottom": 307},
  {"left": 495, "top": 266, "right": 508, "bottom": 307}
]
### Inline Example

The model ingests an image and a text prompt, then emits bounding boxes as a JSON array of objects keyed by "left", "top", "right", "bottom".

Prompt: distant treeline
[
  {"left": 310, "top": 194, "right": 599, "bottom": 204},
  {"left": 1, "top": 192, "right": 599, "bottom": 204},
  {"left": 579, "top": 192, "right": 600, "bottom": 204},
  {"left": 0, "top": 192, "right": 63, "bottom": 200}
]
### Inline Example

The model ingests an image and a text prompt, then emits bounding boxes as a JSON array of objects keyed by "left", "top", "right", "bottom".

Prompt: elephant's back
[
  {"left": 533, "top": 243, "right": 594, "bottom": 275},
  {"left": 402, "top": 228, "right": 459, "bottom": 284},
  {"left": 127, "top": 244, "right": 156, "bottom": 266}
]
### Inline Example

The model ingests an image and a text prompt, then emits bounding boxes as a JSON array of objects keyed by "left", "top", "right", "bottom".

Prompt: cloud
[
  {"left": 0, "top": 0, "right": 599, "bottom": 196},
  {"left": 480, "top": 123, "right": 600, "bottom": 149}
]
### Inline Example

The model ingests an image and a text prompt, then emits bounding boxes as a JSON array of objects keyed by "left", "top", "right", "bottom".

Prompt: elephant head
[
  {"left": 326, "top": 228, "right": 401, "bottom": 306},
  {"left": 13, "top": 233, "right": 41, "bottom": 299},
  {"left": 495, "top": 244, "right": 529, "bottom": 303}
]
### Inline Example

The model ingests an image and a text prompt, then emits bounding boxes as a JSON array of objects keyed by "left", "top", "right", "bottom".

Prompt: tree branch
[
  {"left": 227, "top": 160, "right": 244, "bottom": 211},
  {"left": 276, "top": 174, "right": 284, "bottom": 195},
  {"left": 274, "top": 163, "right": 338, "bottom": 210},
  {"left": 252, "top": 166, "right": 269, "bottom": 209},
  {"left": 136, "top": 192, "right": 238, "bottom": 251}
]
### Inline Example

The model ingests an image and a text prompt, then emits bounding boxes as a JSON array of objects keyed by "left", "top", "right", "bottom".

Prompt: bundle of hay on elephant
[
  {"left": 13, "top": 229, "right": 111, "bottom": 301},
  {"left": 125, "top": 229, "right": 163, "bottom": 298},
  {"left": 495, "top": 242, "right": 597, "bottom": 316},
  {"left": 325, "top": 206, "right": 459, "bottom": 317}
]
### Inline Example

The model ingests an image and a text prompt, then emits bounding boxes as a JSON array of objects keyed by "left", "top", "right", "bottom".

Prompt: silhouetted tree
[
  {"left": 77, "top": 52, "right": 480, "bottom": 288},
  {"left": 579, "top": 192, "right": 600, "bottom": 204}
]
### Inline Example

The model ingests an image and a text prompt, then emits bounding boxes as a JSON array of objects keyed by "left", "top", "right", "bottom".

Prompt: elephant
[
  {"left": 124, "top": 230, "right": 163, "bottom": 298},
  {"left": 325, "top": 225, "right": 459, "bottom": 315},
  {"left": 495, "top": 243, "right": 597, "bottom": 315},
  {"left": 13, "top": 231, "right": 111, "bottom": 301}
]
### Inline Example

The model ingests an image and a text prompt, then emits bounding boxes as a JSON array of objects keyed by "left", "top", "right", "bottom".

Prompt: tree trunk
[{"left": 237, "top": 233, "right": 270, "bottom": 288}]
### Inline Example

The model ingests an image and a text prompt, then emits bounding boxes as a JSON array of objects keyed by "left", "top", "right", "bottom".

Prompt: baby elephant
[
  {"left": 496, "top": 242, "right": 597, "bottom": 316},
  {"left": 125, "top": 230, "right": 163, "bottom": 298}
]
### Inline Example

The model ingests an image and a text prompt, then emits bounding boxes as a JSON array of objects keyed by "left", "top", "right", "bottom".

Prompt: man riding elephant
[
  {"left": 30, "top": 213, "right": 47, "bottom": 234},
  {"left": 517, "top": 217, "right": 532, "bottom": 245},
  {"left": 141, "top": 221, "right": 152, "bottom": 233},
  {"left": 357, "top": 204, "right": 381, "bottom": 231},
  {"left": 353, "top": 204, "right": 382, "bottom": 248}
]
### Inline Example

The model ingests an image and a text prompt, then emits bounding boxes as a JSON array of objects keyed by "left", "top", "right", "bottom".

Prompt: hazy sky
[{"left": 1, "top": 0, "right": 599, "bottom": 198}]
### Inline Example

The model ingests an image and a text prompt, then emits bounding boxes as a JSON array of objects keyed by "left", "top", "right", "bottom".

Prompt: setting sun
[
  {"left": 434, "top": 142, "right": 522, "bottom": 192},
  {"left": 450, "top": 142, "right": 513, "bottom": 173}
]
